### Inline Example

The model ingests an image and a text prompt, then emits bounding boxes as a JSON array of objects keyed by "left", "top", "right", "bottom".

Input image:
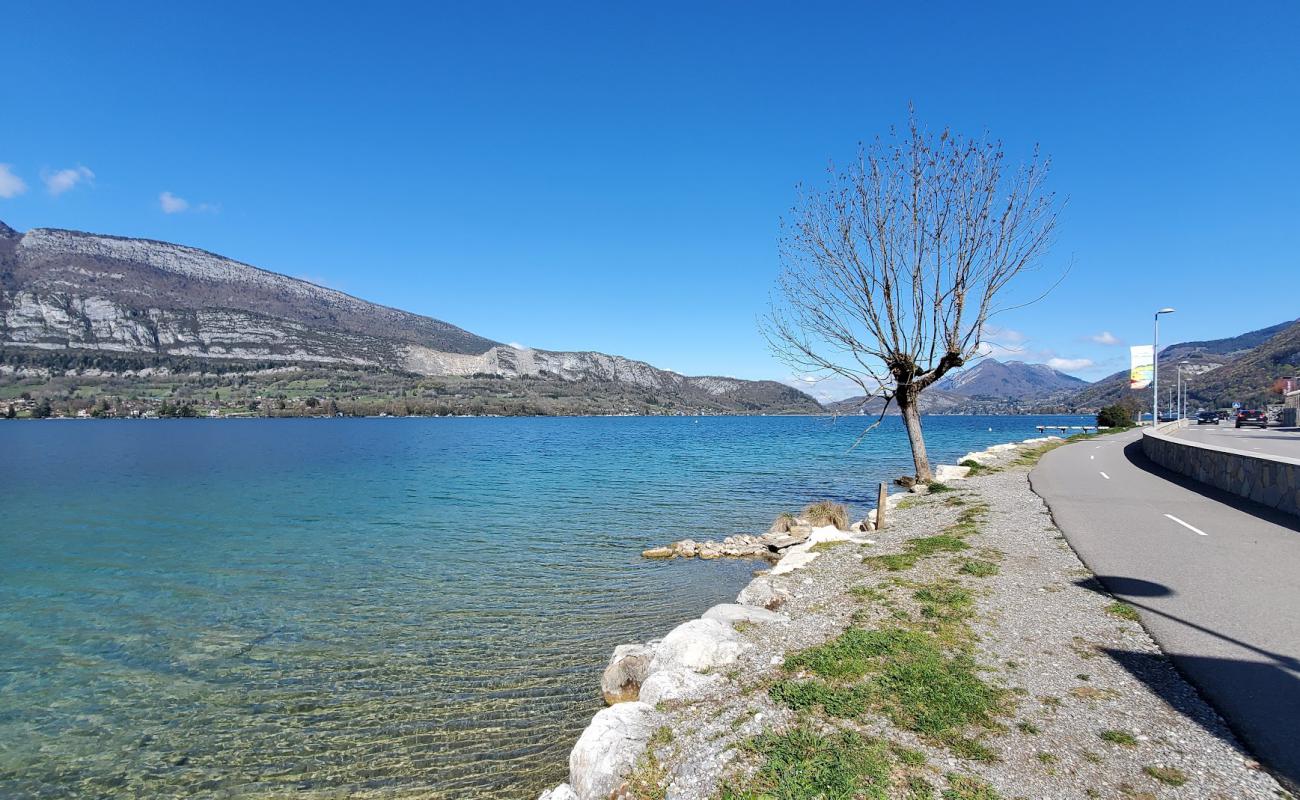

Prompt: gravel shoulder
[{"left": 545, "top": 435, "right": 1289, "bottom": 800}]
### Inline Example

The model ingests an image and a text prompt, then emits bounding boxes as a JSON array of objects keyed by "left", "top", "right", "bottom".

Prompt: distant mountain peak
[
  {"left": 0, "top": 218, "right": 18, "bottom": 239},
  {"left": 935, "top": 358, "right": 1087, "bottom": 400}
]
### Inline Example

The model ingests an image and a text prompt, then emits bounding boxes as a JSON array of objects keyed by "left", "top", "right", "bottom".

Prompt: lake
[{"left": 0, "top": 414, "right": 1088, "bottom": 798}]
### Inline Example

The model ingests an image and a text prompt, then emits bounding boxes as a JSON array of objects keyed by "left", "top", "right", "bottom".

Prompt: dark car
[
  {"left": 1235, "top": 409, "right": 1268, "bottom": 429},
  {"left": 1196, "top": 410, "right": 1219, "bottom": 425}
]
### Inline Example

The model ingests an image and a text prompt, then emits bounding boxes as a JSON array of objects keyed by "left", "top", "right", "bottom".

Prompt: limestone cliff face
[{"left": 0, "top": 220, "right": 818, "bottom": 410}]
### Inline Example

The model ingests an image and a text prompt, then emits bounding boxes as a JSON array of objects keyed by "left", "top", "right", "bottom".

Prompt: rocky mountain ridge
[{"left": 0, "top": 219, "right": 818, "bottom": 413}]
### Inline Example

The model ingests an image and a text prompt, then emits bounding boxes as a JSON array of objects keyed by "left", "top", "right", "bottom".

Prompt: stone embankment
[
  {"left": 1143, "top": 422, "right": 1300, "bottom": 517},
  {"left": 537, "top": 434, "right": 1285, "bottom": 800}
]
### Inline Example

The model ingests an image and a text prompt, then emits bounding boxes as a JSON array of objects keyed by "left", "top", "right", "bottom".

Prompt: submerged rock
[{"left": 640, "top": 546, "right": 674, "bottom": 558}]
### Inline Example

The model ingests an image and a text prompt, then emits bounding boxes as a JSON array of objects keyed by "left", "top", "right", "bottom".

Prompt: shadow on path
[
  {"left": 1076, "top": 575, "right": 1300, "bottom": 792},
  {"left": 1121, "top": 440, "right": 1300, "bottom": 532}
]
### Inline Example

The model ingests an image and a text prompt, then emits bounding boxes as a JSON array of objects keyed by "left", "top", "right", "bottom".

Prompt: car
[
  {"left": 1235, "top": 409, "right": 1268, "bottom": 429},
  {"left": 1196, "top": 411, "right": 1219, "bottom": 425}
]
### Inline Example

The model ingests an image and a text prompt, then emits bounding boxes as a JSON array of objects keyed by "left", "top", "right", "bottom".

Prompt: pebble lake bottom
[{"left": 0, "top": 414, "right": 1090, "bottom": 798}]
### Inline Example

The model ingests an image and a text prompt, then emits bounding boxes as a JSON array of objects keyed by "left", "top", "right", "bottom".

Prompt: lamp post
[
  {"left": 1153, "top": 308, "right": 1175, "bottom": 424},
  {"left": 1179, "top": 360, "right": 1190, "bottom": 419}
]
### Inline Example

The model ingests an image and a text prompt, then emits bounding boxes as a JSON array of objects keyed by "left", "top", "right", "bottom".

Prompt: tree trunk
[{"left": 897, "top": 392, "right": 932, "bottom": 482}]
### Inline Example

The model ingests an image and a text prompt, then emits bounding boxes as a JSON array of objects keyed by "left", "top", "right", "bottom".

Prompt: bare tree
[{"left": 763, "top": 118, "right": 1060, "bottom": 482}]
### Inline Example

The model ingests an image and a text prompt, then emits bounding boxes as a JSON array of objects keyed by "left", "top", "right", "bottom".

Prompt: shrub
[
  {"left": 1096, "top": 404, "right": 1134, "bottom": 429},
  {"left": 803, "top": 500, "right": 849, "bottom": 530},
  {"left": 769, "top": 512, "right": 797, "bottom": 533}
]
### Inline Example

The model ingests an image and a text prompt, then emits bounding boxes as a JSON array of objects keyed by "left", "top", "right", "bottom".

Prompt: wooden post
[{"left": 876, "top": 481, "right": 888, "bottom": 529}]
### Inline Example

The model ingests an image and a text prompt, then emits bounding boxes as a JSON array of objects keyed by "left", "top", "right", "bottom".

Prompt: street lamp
[
  {"left": 1153, "top": 308, "right": 1175, "bottom": 425},
  {"left": 1177, "top": 360, "right": 1190, "bottom": 419}
]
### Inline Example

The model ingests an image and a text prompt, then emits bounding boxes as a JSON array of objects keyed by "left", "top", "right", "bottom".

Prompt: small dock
[{"left": 1036, "top": 425, "right": 1110, "bottom": 435}]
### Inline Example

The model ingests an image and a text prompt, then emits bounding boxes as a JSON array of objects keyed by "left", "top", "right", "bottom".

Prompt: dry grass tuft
[{"left": 803, "top": 500, "right": 850, "bottom": 530}]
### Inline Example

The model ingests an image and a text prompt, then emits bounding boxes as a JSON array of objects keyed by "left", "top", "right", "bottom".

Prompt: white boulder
[
  {"left": 638, "top": 667, "right": 724, "bottom": 706},
  {"left": 649, "top": 618, "right": 746, "bottom": 673},
  {"left": 569, "top": 701, "right": 655, "bottom": 800},
  {"left": 934, "top": 464, "right": 971, "bottom": 482},
  {"left": 737, "top": 577, "right": 791, "bottom": 610},
  {"left": 701, "top": 602, "right": 788, "bottom": 626},
  {"left": 538, "top": 784, "right": 578, "bottom": 800},
  {"left": 771, "top": 549, "right": 818, "bottom": 575}
]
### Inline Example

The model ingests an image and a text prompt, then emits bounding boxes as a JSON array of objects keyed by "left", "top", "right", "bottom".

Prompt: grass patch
[
  {"left": 904, "top": 775, "right": 934, "bottom": 800},
  {"left": 775, "top": 626, "right": 1005, "bottom": 741},
  {"left": 803, "top": 500, "right": 849, "bottom": 530},
  {"left": 850, "top": 585, "right": 886, "bottom": 602},
  {"left": 1143, "top": 765, "right": 1187, "bottom": 786},
  {"left": 959, "top": 459, "right": 994, "bottom": 476},
  {"left": 892, "top": 745, "right": 927, "bottom": 767},
  {"left": 1035, "top": 751, "right": 1057, "bottom": 764},
  {"left": 1016, "top": 721, "right": 1039, "bottom": 735},
  {"left": 926, "top": 481, "right": 955, "bottom": 493},
  {"left": 942, "top": 773, "right": 1002, "bottom": 800},
  {"left": 811, "top": 539, "right": 849, "bottom": 553},
  {"left": 867, "top": 534, "right": 969, "bottom": 571},
  {"left": 1106, "top": 602, "right": 1140, "bottom": 621},
  {"left": 959, "top": 559, "right": 999, "bottom": 577},
  {"left": 718, "top": 726, "right": 891, "bottom": 800},
  {"left": 865, "top": 503, "right": 988, "bottom": 572},
  {"left": 1098, "top": 729, "right": 1138, "bottom": 747}
]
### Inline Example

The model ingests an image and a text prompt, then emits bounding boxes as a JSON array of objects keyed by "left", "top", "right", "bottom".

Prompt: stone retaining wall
[{"left": 1142, "top": 427, "right": 1300, "bottom": 517}]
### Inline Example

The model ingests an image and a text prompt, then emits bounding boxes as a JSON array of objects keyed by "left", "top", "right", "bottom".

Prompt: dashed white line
[
  {"left": 1099, "top": 471, "right": 1110, "bottom": 479},
  {"left": 1164, "top": 513, "right": 1208, "bottom": 536}
]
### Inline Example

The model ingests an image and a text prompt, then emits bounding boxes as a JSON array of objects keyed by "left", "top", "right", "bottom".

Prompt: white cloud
[
  {"left": 43, "top": 165, "right": 94, "bottom": 196},
  {"left": 0, "top": 164, "right": 28, "bottom": 198},
  {"left": 1089, "top": 331, "right": 1122, "bottom": 346},
  {"left": 159, "top": 190, "right": 219, "bottom": 214},
  {"left": 159, "top": 191, "right": 189, "bottom": 214},
  {"left": 1047, "top": 357, "right": 1094, "bottom": 372},
  {"left": 507, "top": 342, "right": 528, "bottom": 350}
]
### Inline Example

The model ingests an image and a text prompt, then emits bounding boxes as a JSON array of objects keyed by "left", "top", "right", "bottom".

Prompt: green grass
[
  {"left": 959, "top": 559, "right": 999, "bottom": 577},
  {"left": 1143, "top": 765, "right": 1187, "bottom": 786},
  {"left": 1098, "top": 729, "right": 1138, "bottom": 747},
  {"left": 1105, "top": 602, "right": 1140, "bottom": 622},
  {"left": 1016, "top": 721, "right": 1039, "bottom": 735},
  {"left": 904, "top": 774, "right": 934, "bottom": 800},
  {"left": 865, "top": 503, "right": 988, "bottom": 572},
  {"left": 867, "top": 534, "right": 969, "bottom": 571},
  {"left": 958, "top": 459, "right": 994, "bottom": 476},
  {"left": 942, "top": 773, "right": 1002, "bottom": 800},
  {"left": 811, "top": 540, "right": 849, "bottom": 553},
  {"left": 926, "top": 481, "right": 956, "bottom": 493},
  {"left": 774, "top": 626, "right": 1004, "bottom": 741},
  {"left": 718, "top": 727, "right": 891, "bottom": 800}
]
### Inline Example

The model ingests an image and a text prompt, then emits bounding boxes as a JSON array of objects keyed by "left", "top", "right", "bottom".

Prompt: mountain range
[
  {"left": 3, "top": 218, "right": 1294, "bottom": 418},
  {"left": 0, "top": 219, "right": 818, "bottom": 415}
]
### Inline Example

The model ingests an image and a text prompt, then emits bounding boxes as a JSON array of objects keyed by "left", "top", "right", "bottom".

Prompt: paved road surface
[
  {"left": 1031, "top": 429, "right": 1300, "bottom": 791},
  {"left": 1173, "top": 422, "right": 1300, "bottom": 460}
]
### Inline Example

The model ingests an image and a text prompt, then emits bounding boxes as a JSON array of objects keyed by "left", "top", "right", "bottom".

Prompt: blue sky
[{"left": 2, "top": 2, "right": 1296, "bottom": 399}]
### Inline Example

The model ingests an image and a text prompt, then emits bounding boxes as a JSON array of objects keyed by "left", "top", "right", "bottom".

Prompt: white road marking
[
  {"left": 1164, "top": 513, "right": 1208, "bottom": 536},
  {"left": 1099, "top": 471, "right": 1110, "bottom": 479}
]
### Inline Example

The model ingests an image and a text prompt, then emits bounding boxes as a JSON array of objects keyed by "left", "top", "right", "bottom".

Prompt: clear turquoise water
[{"left": 0, "top": 414, "right": 1088, "bottom": 798}]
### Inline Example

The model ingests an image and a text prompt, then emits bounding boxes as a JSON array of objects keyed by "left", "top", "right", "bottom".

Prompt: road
[
  {"left": 1172, "top": 421, "right": 1300, "bottom": 460},
  {"left": 1031, "top": 429, "right": 1300, "bottom": 791}
]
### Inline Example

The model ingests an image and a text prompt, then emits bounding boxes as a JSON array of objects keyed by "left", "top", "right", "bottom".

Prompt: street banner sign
[{"left": 1129, "top": 345, "right": 1154, "bottom": 390}]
